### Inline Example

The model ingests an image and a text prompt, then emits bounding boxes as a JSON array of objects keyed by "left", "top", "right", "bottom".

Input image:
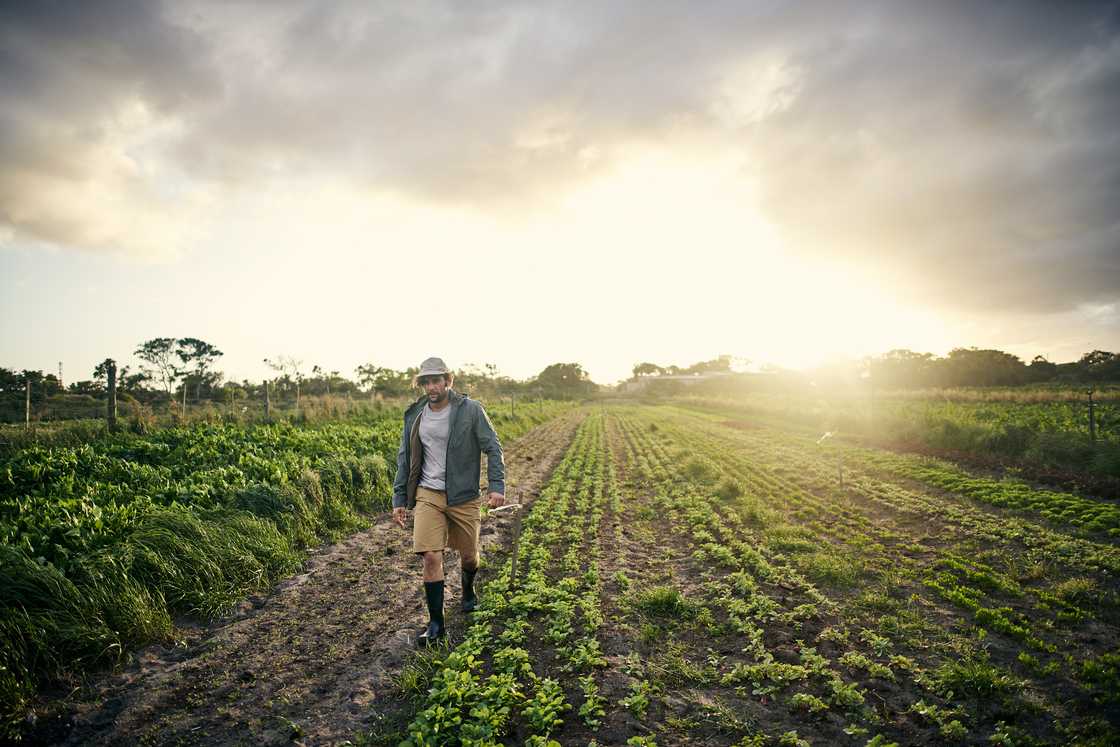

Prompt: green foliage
[
  {"left": 714, "top": 476, "right": 744, "bottom": 500},
  {"left": 631, "top": 585, "right": 697, "bottom": 619},
  {"left": 933, "top": 655, "right": 1020, "bottom": 700},
  {"left": 0, "top": 415, "right": 407, "bottom": 739},
  {"left": 1077, "top": 651, "right": 1120, "bottom": 706},
  {"left": 681, "top": 455, "right": 719, "bottom": 483}
]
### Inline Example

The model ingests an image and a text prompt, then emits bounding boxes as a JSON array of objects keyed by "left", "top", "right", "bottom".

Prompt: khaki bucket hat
[{"left": 414, "top": 357, "right": 451, "bottom": 385}]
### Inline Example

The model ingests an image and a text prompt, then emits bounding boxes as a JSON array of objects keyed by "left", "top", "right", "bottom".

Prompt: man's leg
[
  {"left": 422, "top": 550, "right": 444, "bottom": 581},
  {"left": 447, "top": 498, "right": 483, "bottom": 613},
  {"left": 460, "top": 551, "right": 479, "bottom": 613},
  {"left": 413, "top": 491, "right": 449, "bottom": 646}
]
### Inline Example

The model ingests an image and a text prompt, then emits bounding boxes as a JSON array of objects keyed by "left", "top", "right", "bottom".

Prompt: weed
[
  {"left": 632, "top": 585, "right": 696, "bottom": 619},
  {"left": 932, "top": 655, "right": 1020, "bottom": 700}
]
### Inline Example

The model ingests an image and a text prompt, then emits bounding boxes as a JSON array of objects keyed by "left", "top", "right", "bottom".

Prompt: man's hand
[
  {"left": 486, "top": 492, "right": 505, "bottom": 509},
  {"left": 393, "top": 506, "right": 408, "bottom": 528}
]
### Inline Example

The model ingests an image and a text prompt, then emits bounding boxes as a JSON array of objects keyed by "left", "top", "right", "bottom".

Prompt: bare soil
[{"left": 23, "top": 411, "right": 584, "bottom": 747}]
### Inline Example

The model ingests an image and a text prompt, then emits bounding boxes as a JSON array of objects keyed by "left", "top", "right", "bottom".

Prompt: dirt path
[{"left": 27, "top": 411, "right": 585, "bottom": 747}]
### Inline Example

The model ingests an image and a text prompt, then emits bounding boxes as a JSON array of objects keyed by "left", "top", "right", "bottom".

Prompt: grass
[
  {"left": 631, "top": 585, "right": 697, "bottom": 619},
  {"left": 794, "top": 551, "right": 863, "bottom": 588},
  {"left": 932, "top": 655, "right": 1022, "bottom": 700}
]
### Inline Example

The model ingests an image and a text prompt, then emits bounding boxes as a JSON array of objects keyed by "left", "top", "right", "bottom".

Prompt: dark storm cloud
[{"left": 1, "top": 0, "right": 1118, "bottom": 312}]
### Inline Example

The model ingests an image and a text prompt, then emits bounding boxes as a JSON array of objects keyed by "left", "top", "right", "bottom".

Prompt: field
[
  {"left": 673, "top": 388, "right": 1120, "bottom": 493},
  {"left": 5, "top": 401, "right": 1119, "bottom": 745},
  {"left": 381, "top": 405, "right": 1119, "bottom": 746},
  {"left": 0, "top": 401, "right": 572, "bottom": 740}
]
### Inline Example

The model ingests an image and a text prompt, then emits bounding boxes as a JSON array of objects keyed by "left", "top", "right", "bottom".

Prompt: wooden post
[
  {"left": 25, "top": 380, "right": 31, "bottom": 429},
  {"left": 510, "top": 394, "right": 515, "bottom": 419},
  {"left": 106, "top": 361, "right": 118, "bottom": 432},
  {"left": 181, "top": 381, "right": 187, "bottom": 417},
  {"left": 264, "top": 379, "right": 271, "bottom": 419},
  {"left": 1088, "top": 389, "right": 1097, "bottom": 443},
  {"left": 508, "top": 492, "right": 524, "bottom": 591}
]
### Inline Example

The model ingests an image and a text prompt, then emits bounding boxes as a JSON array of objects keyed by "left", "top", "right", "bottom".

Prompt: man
[{"left": 392, "top": 357, "right": 506, "bottom": 646}]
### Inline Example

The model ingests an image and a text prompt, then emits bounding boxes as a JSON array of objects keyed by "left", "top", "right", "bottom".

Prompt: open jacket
[{"left": 391, "top": 389, "right": 505, "bottom": 509}]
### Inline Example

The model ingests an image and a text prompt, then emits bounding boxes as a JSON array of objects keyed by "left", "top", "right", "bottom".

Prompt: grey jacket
[{"left": 391, "top": 389, "right": 505, "bottom": 509}]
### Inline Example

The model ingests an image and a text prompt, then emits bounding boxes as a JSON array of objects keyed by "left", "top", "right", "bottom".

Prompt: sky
[{"left": 2, "top": 0, "right": 1119, "bottom": 385}]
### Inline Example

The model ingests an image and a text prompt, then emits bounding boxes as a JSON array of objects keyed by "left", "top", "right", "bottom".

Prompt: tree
[
  {"left": 94, "top": 359, "right": 146, "bottom": 393},
  {"left": 534, "top": 363, "right": 596, "bottom": 399},
  {"left": 946, "top": 348, "right": 1029, "bottom": 387},
  {"left": 68, "top": 380, "right": 104, "bottom": 396},
  {"left": 632, "top": 362, "right": 664, "bottom": 378},
  {"left": 176, "top": 338, "right": 224, "bottom": 402},
  {"left": 264, "top": 355, "right": 305, "bottom": 406},
  {"left": 1078, "top": 350, "right": 1120, "bottom": 382},
  {"left": 355, "top": 364, "right": 415, "bottom": 398},
  {"left": 135, "top": 338, "right": 183, "bottom": 396},
  {"left": 1026, "top": 355, "right": 1058, "bottom": 383},
  {"left": 872, "top": 349, "right": 937, "bottom": 388},
  {"left": 685, "top": 355, "right": 733, "bottom": 375}
]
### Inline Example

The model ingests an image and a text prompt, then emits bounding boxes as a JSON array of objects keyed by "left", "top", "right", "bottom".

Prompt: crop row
[
  {"left": 612, "top": 412, "right": 949, "bottom": 744},
  {"left": 624, "top": 406, "right": 1119, "bottom": 744},
  {"left": 398, "top": 411, "right": 609, "bottom": 746}
]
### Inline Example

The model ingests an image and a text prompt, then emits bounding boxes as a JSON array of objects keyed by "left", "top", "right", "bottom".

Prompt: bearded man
[{"left": 391, "top": 357, "right": 506, "bottom": 645}]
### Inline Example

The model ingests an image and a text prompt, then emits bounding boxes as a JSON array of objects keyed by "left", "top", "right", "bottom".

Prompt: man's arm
[
  {"left": 391, "top": 414, "right": 409, "bottom": 509},
  {"left": 475, "top": 403, "right": 505, "bottom": 498}
]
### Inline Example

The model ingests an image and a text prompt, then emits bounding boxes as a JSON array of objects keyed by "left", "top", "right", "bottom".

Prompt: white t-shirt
[{"left": 418, "top": 402, "right": 451, "bottom": 491}]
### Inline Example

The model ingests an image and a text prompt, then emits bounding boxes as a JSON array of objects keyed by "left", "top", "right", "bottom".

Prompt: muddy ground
[{"left": 23, "top": 411, "right": 584, "bottom": 747}]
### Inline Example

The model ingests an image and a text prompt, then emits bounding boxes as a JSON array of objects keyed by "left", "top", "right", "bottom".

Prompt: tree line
[
  {"left": 629, "top": 348, "right": 1120, "bottom": 389},
  {"left": 862, "top": 348, "right": 1120, "bottom": 388},
  {"left": 0, "top": 338, "right": 599, "bottom": 421}
]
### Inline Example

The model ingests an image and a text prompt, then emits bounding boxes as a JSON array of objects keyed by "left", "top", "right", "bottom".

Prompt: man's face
[{"left": 420, "top": 375, "right": 449, "bottom": 403}]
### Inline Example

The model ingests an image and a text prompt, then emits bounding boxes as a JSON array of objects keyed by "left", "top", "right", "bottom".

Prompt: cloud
[
  {"left": 738, "top": 2, "right": 1120, "bottom": 313},
  {"left": 0, "top": 0, "right": 219, "bottom": 257},
  {"left": 0, "top": 0, "right": 1117, "bottom": 316}
]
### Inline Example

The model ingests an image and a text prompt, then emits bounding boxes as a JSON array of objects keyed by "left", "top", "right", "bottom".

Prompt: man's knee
[
  {"left": 461, "top": 553, "right": 479, "bottom": 572},
  {"left": 421, "top": 550, "right": 442, "bottom": 567}
]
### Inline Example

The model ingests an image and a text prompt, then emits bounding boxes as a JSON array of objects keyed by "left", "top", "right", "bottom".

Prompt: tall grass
[
  {"left": 0, "top": 453, "right": 391, "bottom": 740},
  {"left": 0, "top": 400, "right": 568, "bottom": 739}
]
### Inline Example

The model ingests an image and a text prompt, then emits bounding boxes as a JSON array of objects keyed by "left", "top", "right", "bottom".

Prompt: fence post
[
  {"left": 25, "top": 380, "right": 30, "bottom": 429},
  {"left": 1088, "top": 389, "right": 1097, "bottom": 443},
  {"left": 264, "top": 379, "right": 271, "bottom": 419},
  {"left": 510, "top": 394, "right": 515, "bottom": 419},
  {"left": 106, "top": 362, "right": 118, "bottom": 432},
  {"left": 181, "top": 382, "right": 187, "bottom": 417}
]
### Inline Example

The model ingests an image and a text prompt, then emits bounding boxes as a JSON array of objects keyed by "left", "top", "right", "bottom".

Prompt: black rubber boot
[
  {"left": 417, "top": 580, "right": 445, "bottom": 647},
  {"left": 461, "top": 567, "right": 478, "bottom": 613}
]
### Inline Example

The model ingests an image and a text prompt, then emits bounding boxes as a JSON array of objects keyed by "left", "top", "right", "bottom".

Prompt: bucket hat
[{"left": 418, "top": 357, "right": 450, "bottom": 377}]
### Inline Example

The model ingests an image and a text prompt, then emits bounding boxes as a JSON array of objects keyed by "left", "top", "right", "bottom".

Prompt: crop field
[
  {"left": 4, "top": 401, "right": 1118, "bottom": 745},
  {"left": 0, "top": 402, "right": 571, "bottom": 740},
  {"left": 376, "top": 405, "right": 1120, "bottom": 746},
  {"left": 675, "top": 389, "right": 1120, "bottom": 495}
]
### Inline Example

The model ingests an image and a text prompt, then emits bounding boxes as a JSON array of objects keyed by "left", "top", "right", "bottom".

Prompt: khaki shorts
[{"left": 413, "top": 486, "right": 482, "bottom": 562}]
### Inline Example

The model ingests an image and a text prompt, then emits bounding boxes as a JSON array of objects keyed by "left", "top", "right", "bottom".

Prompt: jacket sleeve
[
  {"left": 391, "top": 413, "right": 409, "bottom": 508},
  {"left": 475, "top": 403, "right": 505, "bottom": 496}
]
